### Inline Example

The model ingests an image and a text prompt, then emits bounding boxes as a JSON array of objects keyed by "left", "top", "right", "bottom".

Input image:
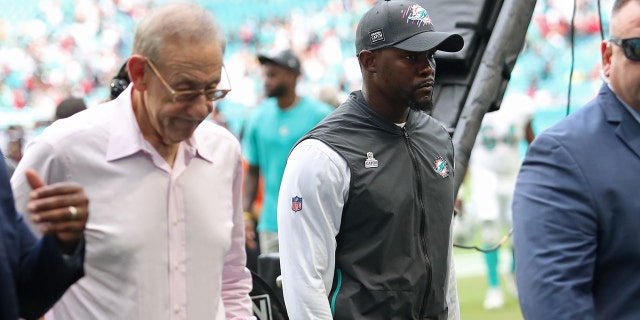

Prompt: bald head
[
  {"left": 602, "top": 0, "right": 640, "bottom": 111},
  {"left": 612, "top": 0, "right": 640, "bottom": 14},
  {"left": 132, "top": 3, "right": 226, "bottom": 64},
  {"left": 610, "top": 0, "right": 640, "bottom": 34}
]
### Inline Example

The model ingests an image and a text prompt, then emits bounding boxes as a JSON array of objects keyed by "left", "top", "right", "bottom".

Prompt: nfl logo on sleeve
[{"left": 291, "top": 196, "right": 303, "bottom": 212}]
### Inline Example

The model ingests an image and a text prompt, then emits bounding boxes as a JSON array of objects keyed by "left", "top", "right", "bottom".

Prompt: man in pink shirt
[{"left": 11, "top": 3, "right": 254, "bottom": 319}]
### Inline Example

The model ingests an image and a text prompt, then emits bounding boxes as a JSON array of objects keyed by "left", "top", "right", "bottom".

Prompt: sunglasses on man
[{"left": 610, "top": 37, "right": 640, "bottom": 61}]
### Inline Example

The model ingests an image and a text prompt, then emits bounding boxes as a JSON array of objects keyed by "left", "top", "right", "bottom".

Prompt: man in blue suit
[
  {"left": 1, "top": 151, "right": 88, "bottom": 319},
  {"left": 512, "top": 0, "right": 640, "bottom": 318}
]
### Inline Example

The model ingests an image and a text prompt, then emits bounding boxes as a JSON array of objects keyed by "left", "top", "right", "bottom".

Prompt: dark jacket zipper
[{"left": 402, "top": 127, "right": 432, "bottom": 319}]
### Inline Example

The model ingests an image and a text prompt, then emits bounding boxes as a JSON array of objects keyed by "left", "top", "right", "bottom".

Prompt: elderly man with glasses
[
  {"left": 11, "top": 3, "right": 254, "bottom": 319},
  {"left": 512, "top": 0, "right": 640, "bottom": 319}
]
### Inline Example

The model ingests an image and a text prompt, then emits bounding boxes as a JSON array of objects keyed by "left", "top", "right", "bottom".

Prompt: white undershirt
[{"left": 277, "top": 139, "right": 349, "bottom": 319}]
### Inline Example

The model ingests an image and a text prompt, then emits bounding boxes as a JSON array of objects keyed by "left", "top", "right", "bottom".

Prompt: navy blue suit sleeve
[
  {"left": 0, "top": 153, "right": 84, "bottom": 319},
  {"left": 16, "top": 219, "right": 85, "bottom": 319},
  {"left": 512, "top": 133, "right": 597, "bottom": 320}
]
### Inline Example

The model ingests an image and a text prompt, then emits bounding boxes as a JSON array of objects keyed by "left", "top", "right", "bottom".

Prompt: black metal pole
[{"left": 453, "top": 0, "right": 537, "bottom": 195}]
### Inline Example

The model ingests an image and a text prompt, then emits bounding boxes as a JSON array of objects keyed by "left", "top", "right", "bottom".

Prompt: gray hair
[{"left": 132, "top": 3, "right": 226, "bottom": 64}]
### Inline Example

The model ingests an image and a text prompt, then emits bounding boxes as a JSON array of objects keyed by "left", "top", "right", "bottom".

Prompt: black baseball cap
[
  {"left": 355, "top": 0, "right": 464, "bottom": 55},
  {"left": 257, "top": 49, "right": 301, "bottom": 75}
]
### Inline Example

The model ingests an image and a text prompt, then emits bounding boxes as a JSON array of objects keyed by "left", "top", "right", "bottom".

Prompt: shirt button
[
  {"left": 173, "top": 219, "right": 179, "bottom": 226},
  {"left": 174, "top": 306, "right": 181, "bottom": 313}
]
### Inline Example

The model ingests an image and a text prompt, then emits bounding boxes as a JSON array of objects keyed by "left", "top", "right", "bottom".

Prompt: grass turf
[{"left": 457, "top": 274, "right": 523, "bottom": 320}]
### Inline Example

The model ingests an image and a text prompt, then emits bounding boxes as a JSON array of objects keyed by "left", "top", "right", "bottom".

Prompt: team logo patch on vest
[
  {"left": 291, "top": 196, "right": 303, "bottom": 212},
  {"left": 364, "top": 152, "right": 378, "bottom": 168},
  {"left": 433, "top": 156, "right": 450, "bottom": 178}
]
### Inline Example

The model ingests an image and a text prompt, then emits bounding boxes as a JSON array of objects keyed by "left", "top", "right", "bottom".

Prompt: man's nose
[
  {"left": 417, "top": 56, "right": 435, "bottom": 77},
  {"left": 189, "top": 95, "right": 214, "bottom": 118}
]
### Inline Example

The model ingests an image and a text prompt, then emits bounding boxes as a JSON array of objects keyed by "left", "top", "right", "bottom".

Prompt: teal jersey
[{"left": 242, "top": 97, "right": 333, "bottom": 232}]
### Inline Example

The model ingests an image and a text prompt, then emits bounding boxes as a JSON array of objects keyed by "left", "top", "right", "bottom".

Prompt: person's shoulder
[
  {"left": 531, "top": 99, "right": 608, "bottom": 156},
  {"left": 291, "top": 138, "right": 345, "bottom": 168},
  {"left": 256, "top": 99, "right": 279, "bottom": 112},
  {"left": 413, "top": 110, "right": 450, "bottom": 136},
  {"left": 541, "top": 98, "right": 605, "bottom": 139},
  {"left": 300, "top": 96, "right": 334, "bottom": 114},
  {"left": 195, "top": 121, "right": 241, "bottom": 149},
  {"left": 38, "top": 102, "right": 113, "bottom": 146},
  {"left": 196, "top": 120, "right": 237, "bottom": 138},
  {"left": 246, "top": 99, "right": 278, "bottom": 122}
]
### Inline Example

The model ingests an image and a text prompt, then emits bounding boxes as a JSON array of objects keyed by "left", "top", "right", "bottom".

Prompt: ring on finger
[{"left": 68, "top": 206, "right": 78, "bottom": 220}]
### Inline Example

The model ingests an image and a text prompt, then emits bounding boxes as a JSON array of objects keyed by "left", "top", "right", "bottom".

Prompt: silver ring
[{"left": 68, "top": 206, "right": 78, "bottom": 220}]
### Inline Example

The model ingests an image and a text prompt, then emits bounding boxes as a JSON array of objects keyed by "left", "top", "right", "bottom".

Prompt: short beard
[
  {"left": 408, "top": 99, "right": 434, "bottom": 114},
  {"left": 266, "top": 84, "right": 288, "bottom": 98}
]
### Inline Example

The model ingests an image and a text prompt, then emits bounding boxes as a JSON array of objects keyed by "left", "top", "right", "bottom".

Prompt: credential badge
[{"left": 364, "top": 152, "right": 379, "bottom": 168}]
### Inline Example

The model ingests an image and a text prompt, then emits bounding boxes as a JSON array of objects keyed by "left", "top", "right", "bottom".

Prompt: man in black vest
[{"left": 277, "top": 0, "right": 464, "bottom": 319}]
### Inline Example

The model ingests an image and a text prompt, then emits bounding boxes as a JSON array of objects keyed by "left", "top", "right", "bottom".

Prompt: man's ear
[
  {"left": 601, "top": 40, "right": 613, "bottom": 78},
  {"left": 128, "top": 55, "right": 148, "bottom": 91},
  {"left": 358, "top": 50, "right": 377, "bottom": 74}
]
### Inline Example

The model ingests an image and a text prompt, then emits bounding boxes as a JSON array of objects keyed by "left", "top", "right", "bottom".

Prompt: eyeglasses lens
[{"left": 624, "top": 38, "right": 640, "bottom": 61}]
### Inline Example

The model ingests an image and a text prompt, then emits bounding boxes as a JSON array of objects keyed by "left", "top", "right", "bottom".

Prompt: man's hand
[
  {"left": 25, "top": 169, "right": 89, "bottom": 254},
  {"left": 244, "top": 214, "right": 258, "bottom": 250}
]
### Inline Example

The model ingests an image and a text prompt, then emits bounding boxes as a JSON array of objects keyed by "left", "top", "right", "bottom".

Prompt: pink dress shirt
[{"left": 11, "top": 85, "right": 255, "bottom": 319}]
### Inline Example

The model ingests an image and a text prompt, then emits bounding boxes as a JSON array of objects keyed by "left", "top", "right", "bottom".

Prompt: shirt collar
[
  {"left": 106, "top": 84, "right": 213, "bottom": 164},
  {"left": 609, "top": 83, "right": 640, "bottom": 125},
  {"left": 184, "top": 133, "right": 215, "bottom": 163}
]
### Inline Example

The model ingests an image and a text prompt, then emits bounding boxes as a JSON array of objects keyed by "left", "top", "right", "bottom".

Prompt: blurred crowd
[
  {"left": 0, "top": 0, "right": 614, "bottom": 162},
  {"left": 510, "top": 0, "right": 613, "bottom": 109}
]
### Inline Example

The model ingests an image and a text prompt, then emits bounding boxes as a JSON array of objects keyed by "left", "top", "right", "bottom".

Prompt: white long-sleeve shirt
[
  {"left": 277, "top": 139, "right": 459, "bottom": 319},
  {"left": 11, "top": 85, "right": 254, "bottom": 320}
]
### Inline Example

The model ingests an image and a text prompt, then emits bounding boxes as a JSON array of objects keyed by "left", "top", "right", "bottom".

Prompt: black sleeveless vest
[{"left": 298, "top": 91, "right": 455, "bottom": 319}]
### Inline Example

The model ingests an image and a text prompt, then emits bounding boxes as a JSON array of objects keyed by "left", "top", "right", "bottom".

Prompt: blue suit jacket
[
  {"left": 513, "top": 84, "right": 640, "bottom": 320},
  {"left": 0, "top": 152, "right": 84, "bottom": 319}
]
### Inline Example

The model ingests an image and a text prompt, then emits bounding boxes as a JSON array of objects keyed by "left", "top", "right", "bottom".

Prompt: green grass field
[
  {"left": 457, "top": 274, "right": 523, "bottom": 320},
  {"left": 452, "top": 212, "right": 523, "bottom": 319}
]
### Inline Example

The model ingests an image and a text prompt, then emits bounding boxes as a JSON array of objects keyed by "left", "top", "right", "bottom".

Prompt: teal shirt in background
[{"left": 242, "top": 97, "right": 333, "bottom": 233}]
